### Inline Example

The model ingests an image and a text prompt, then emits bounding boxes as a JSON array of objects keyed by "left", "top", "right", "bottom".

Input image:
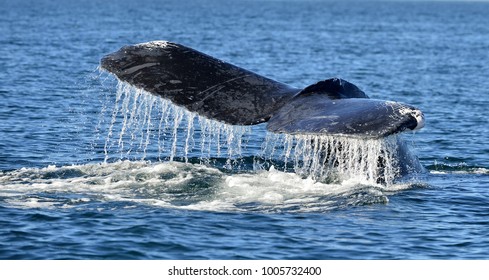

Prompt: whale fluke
[
  {"left": 101, "top": 41, "right": 424, "bottom": 138},
  {"left": 267, "top": 95, "right": 423, "bottom": 138},
  {"left": 100, "top": 41, "right": 298, "bottom": 125}
]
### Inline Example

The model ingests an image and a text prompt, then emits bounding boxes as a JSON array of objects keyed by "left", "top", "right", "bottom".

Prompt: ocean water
[{"left": 1, "top": 0, "right": 488, "bottom": 259}]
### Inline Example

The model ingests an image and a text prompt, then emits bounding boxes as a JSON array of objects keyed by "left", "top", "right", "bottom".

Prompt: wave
[
  {"left": 0, "top": 160, "right": 423, "bottom": 213},
  {"left": 426, "top": 163, "right": 489, "bottom": 175}
]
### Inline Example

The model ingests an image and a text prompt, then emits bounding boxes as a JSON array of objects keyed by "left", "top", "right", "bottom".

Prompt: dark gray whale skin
[
  {"left": 101, "top": 41, "right": 424, "bottom": 138},
  {"left": 101, "top": 41, "right": 297, "bottom": 126},
  {"left": 101, "top": 41, "right": 426, "bottom": 176}
]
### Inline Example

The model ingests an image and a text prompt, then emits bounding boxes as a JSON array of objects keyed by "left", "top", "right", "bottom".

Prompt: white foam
[
  {"left": 430, "top": 167, "right": 489, "bottom": 175},
  {"left": 0, "top": 161, "right": 407, "bottom": 212},
  {"left": 5, "top": 198, "right": 58, "bottom": 209},
  {"left": 183, "top": 166, "right": 390, "bottom": 212}
]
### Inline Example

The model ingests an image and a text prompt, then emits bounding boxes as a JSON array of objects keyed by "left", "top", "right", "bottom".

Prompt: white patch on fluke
[
  {"left": 399, "top": 106, "right": 425, "bottom": 130},
  {"left": 137, "top": 40, "right": 170, "bottom": 49}
]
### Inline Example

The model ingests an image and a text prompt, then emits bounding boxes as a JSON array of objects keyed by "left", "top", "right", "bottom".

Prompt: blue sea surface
[{"left": 1, "top": 0, "right": 488, "bottom": 259}]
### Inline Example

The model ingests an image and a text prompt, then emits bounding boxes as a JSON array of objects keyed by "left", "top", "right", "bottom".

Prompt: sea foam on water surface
[{"left": 0, "top": 161, "right": 389, "bottom": 212}]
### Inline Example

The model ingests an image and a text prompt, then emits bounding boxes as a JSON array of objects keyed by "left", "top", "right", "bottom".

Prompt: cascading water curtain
[
  {"left": 262, "top": 133, "right": 401, "bottom": 185},
  {"left": 103, "top": 81, "right": 250, "bottom": 163},
  {"left": 103, "top": 80, "right": 401, "bottom": 185}
]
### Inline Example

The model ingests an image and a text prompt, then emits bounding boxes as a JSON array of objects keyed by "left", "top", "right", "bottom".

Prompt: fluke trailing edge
[{"left": 100, "top": 41, "right": 424, "bottom": 138}]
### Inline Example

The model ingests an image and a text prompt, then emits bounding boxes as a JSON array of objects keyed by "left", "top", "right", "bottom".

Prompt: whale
[{"left": 100, "top": 41, "right": 426, "bottom": 179}]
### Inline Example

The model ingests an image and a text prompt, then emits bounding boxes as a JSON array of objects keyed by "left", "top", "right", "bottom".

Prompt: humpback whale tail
[{"left": 100, "top": 41, "right": 424, "bottom": 138}]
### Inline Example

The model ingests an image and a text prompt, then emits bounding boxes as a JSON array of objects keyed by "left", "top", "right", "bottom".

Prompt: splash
[
  {"left": 261, "top": 133, "right": 401, "bottom": 185},
  {"left": 100, "top": 79, "right": 407, "bottom": 184},
  {"left": 102, "top": 81, "right": 251, "bottom": 166},
  {"left": 0, "top": 161, "right": 392, "bottom": 212}
]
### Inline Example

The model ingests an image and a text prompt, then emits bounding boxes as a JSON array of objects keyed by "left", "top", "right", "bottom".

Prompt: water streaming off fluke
[
  {"left": 103, "top": 81, "right": 251, "bottom": 166},
  {"left": 101, "top": 80, "right": 414, "bottom": 185}
]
